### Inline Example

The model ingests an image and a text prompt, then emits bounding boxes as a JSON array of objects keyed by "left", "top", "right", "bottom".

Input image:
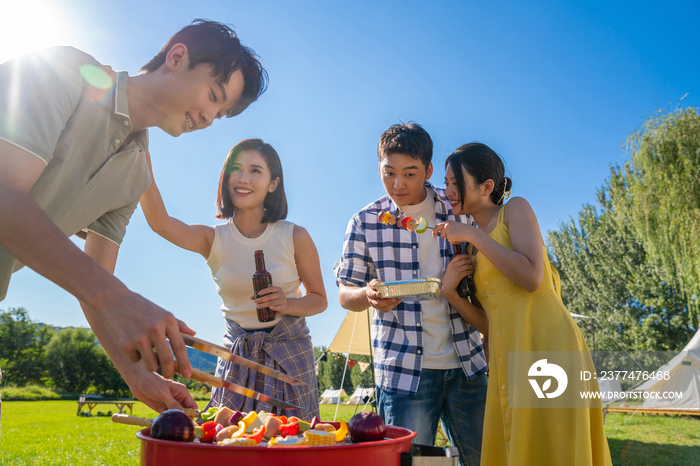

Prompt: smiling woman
[{"left": 0, "top": 0, "right": 80, "bottom": 63}]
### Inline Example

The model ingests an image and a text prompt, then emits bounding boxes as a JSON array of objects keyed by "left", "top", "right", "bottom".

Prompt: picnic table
[{"left": 76, "top": 394, "right": 135, "bottom": 416}]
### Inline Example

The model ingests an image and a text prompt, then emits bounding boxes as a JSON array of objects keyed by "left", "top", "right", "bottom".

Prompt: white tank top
[{"left": 206, "top": 219, "right": 302, "bottom": 329}]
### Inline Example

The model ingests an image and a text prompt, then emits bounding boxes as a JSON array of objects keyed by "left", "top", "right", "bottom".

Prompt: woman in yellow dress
[{"left": 434, "top": 143, "right": 612, "bottom": 465}]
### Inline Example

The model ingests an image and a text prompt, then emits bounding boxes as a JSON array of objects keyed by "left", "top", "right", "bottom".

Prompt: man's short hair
[
  {"left": 142, "top": 19, "right": 268, "bottom": 117},
  {"left": 377, "top": 121, "right": 433, "bottom": 168}
]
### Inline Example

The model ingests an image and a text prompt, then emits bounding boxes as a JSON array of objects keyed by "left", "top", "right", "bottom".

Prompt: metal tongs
[{"left": 175, "top": 332, "right": 306, "bottom": 410}]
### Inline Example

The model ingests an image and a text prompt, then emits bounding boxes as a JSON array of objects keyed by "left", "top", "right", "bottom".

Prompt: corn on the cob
[
  {"left": 268, "top": 435, "right": 305, "bottom": 447},
  {"left": 219, "top": 437, "right": 257, "bottom": 447},
  {"left": 303, "top": 429, "right": 337, "bottom": 446}
]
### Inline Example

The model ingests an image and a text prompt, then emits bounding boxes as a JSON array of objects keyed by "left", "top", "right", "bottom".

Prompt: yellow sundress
[{"left": 474, "top": 206, "right": 612, "bottom": 465}]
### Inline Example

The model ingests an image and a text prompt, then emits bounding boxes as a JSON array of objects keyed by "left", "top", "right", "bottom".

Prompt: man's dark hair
[
  {"left": 377, "top": 121, "right": 433, "bottom": 168},
  {"left": 142, "top": 19, "right": 268, "bottom": 117},
  {"left": 216, "top": 139, "right": 288, "bottom": 223}
]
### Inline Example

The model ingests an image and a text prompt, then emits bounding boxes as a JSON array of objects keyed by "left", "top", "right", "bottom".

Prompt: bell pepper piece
[
  {"left": 288, "top": 416, "right": 310, "bottom": 432},
  {"left": 200, "top": 421, "right": 219, "bottom": 443},
  {"left": 276, "top": 415, "right": 288, "bottom": 425},
  {"left": 201, "top": 407, "right": 218, "bottom": 422},
  {"left": 401, "top": 216, "right": 412, "bottom": 229},
  {"left": 241, "top": 425, "right": 267, "bottom": 444},
  {"left": 241, "top": 411, "right": 258, "bottom": 429},
  {"left": 230, "top": 421, "right": 247, "bottom": 439},
  {"left": 331, "top": 420, "right": 348, "bottom": 442},
  {"left": 279, "top": 418, "right": 300, "bottom": 437}
]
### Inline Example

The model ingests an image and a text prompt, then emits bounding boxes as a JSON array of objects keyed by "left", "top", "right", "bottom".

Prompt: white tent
[
  {"left": 598, "top": 377, "right": 622, "bottom": 402},
  {"left": 319, "top": 387, "right": 347, "bottom": 404},
  {"left": 346, "top": 385, "right": 375, "bottom": 404},
  {"left": 637, "top": 328, "right": 700, "bottom": 410}
]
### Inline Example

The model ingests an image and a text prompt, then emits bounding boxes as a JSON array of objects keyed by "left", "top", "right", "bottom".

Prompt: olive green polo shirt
[{"left": 0, "top": 46, "right": 151, "bottom": 300}]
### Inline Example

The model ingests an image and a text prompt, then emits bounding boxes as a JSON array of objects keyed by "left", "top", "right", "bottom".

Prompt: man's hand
[
  {"left": 84, "top": 289, "right": 195, "bottom": 379},
  {"left": 126, "top": 369, "right": 198, "bottom": 413},
  {"left": 366, "top": 279, "right": 401, "bottom": 313},
  {"left": 82, "top": 232, "right": 194, "bottom": 380}
]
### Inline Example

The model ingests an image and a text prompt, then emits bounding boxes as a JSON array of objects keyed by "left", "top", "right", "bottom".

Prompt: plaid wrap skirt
[{"left": 205, "top": 315, "right": 320, "bottom": 420}]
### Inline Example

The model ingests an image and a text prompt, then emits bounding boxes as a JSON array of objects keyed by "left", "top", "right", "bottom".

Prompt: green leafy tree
[
  {"left": 314, "top": 345, "right": 375, "bottom": 396},
  {"left": 0, "top": 308, "right": 53, "bottom": 386},
  {"left": 548, "top": 195, "right": 694, "bottom": 353},
  {"left": 316, "top": 351, "right": 354, "bottom": 395},
  {"left": 91, "top": 348, "right": 130, "bottom": 398},
  {"left": 548, "top": 107, "right": 700, "bottom": 353},
  {"left": 348, "top": 354, "right": 374, "bottom": 390},
  {"left": 615, "top": 107, "right": 700, "bottom": 324},
  {"left": 45, "top": 327, "right": 108, "bottom": 393}
]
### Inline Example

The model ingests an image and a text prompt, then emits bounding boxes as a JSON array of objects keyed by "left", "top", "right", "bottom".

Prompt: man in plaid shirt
[{"left": 335, "top": 122, "right": 488, "bottom": 466}]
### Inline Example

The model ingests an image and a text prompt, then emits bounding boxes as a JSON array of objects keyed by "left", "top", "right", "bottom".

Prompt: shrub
[{"left": 0, "top": 384, "right": 61, "bottom": 401}]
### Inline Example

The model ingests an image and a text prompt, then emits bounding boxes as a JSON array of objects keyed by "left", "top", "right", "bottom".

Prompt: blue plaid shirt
[{"left": 334, "top": 182, "right": 487, "bottom": 396}]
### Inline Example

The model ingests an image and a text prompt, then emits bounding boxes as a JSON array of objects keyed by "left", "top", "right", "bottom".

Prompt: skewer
[
  {"left": 369, "top": 210, "right": 434, "bottom": 231},
  {"left": 111, "top": 408, "right": 202, "bottom": 427}
]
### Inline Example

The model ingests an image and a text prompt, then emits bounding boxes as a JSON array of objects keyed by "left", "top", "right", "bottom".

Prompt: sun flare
[{"left": 0, "top": 0, "right": 80, "bottom": 63}]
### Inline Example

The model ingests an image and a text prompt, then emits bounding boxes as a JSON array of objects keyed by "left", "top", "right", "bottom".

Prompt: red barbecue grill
[{"left": 136, "top": 422, "right": 415, "bottom": 466}]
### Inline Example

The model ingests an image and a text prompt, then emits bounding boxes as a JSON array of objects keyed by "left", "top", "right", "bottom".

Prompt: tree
[
  {"left": 349, "top": 354, "right": 374, "bottom": 390},
  {"left": 547, "top": 107, "right": 700, "bottom": 353},
  {"left": 91, "top": 348, "right": 130, "bottom": 398},
  {"left": 45, "top": 327, "right": 110, "bottom": 393},
  {"left": 0, "top": 308, "right": 53, "bottom": 386},
  {"left": 314, "top": 347, "right": 355, "bottom": 395},
  {"left": 548, "top": 194, "right": 694, "bottom": 353},
  {"left": 615, "top": 107, "right": 700, "bottom": 325}
]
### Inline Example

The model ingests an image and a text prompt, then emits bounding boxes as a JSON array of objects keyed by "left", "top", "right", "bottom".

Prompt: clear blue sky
[{"left": 2, "top": 0, "right": 699, "bottom": 348}]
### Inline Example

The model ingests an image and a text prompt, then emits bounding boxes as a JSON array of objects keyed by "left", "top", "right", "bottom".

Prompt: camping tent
[
  {"left": 324, "top": 309, "right": 376, "bottom": 415},
  {"left": 346, "top": 385, "right": 375, "bottom": 404},
  {"left": 598, "top": 377, "right": 623, "bottom": 402},
  {"left": 319, "top": 387, "right": 348, "bottom": 404},
  {"left": 637, "top": 328, "right": 700, "bottom": 410},
  {"left": 328, "top": 308, "right": 372, "bottom": 355}
]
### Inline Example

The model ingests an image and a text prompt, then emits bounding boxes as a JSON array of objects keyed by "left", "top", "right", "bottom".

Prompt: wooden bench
[{"left": 76, "top": 394, "right": 135, "bottom": 416}]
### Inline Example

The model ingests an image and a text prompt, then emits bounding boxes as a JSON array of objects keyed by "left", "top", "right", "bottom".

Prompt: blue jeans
[{"left": 377, "top": 369, "right": 487, "bottom": 466}]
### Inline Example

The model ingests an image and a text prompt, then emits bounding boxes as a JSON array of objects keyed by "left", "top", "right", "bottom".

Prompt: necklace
[{"left": 234, "top": 218, "right": 267, "bottom": 238}]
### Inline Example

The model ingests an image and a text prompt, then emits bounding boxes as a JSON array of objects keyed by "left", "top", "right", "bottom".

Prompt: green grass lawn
[{"left": 1, "top": 401, "right": 698, "bottom": 465}]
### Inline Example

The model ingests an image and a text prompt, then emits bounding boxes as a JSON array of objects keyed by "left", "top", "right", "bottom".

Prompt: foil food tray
[{"left": 375, "top": 278, "right": 442, "bottom": 301}]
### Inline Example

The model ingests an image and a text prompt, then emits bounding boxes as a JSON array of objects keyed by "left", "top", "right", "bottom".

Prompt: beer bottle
[
  {"left": 252, "top": 250, "right": 276, "bottom": 322},
  {"left": 453, "top": 243, "right": 476, "bottom": 298}
]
